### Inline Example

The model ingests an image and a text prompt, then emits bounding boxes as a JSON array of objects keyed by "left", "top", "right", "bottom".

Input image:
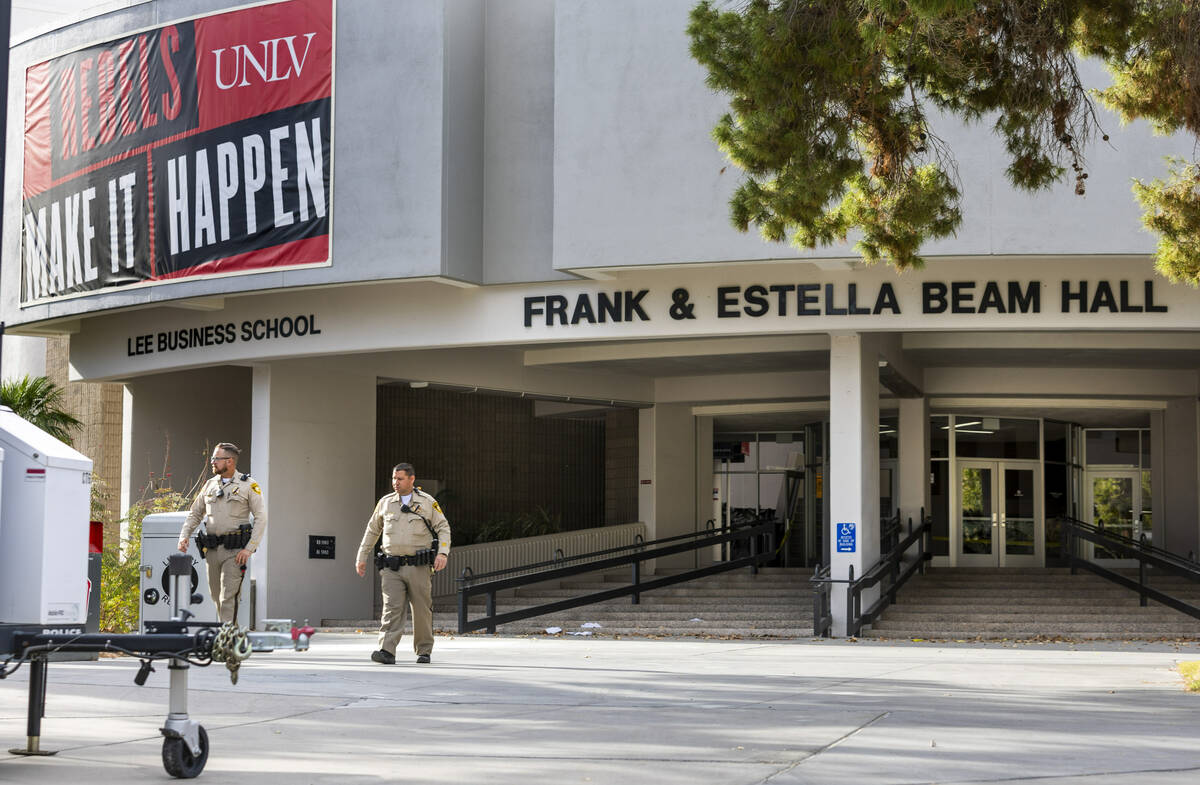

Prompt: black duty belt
[
  {"left": 196, "top": 524, "right": 253, "bottom": 556},
  {"left": 375, "top": 548, "right": 436, "bottom": 571}
]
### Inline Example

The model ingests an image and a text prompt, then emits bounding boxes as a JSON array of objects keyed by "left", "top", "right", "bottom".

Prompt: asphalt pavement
[{"left": 1, "top": 633, "right": 1198, "bottom": 784}]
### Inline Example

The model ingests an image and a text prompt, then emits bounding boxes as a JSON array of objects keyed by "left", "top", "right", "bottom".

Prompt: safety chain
[{"left": 209, "top": 622, "right": 252, "bottom": 684}]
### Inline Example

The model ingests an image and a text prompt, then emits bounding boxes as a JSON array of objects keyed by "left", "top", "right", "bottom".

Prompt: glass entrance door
[
  {"left": 957, "top": 460, "right": 1041, "bottom": 567},
  {"left": 1085, "top": 470, "right": 1144, "bottom": 563}
]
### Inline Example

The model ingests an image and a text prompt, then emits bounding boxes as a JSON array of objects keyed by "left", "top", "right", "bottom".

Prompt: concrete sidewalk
[{"left": 1, "top": 633, "right": 1198, "bottom": 784}]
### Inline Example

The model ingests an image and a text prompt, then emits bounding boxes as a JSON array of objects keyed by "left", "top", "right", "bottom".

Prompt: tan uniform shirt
[
  {"left": 178, "top": 473, "right": 268, "bottom": 552},
  {"left": 357, "top": 487, "right": 451, "bottom": 564}
]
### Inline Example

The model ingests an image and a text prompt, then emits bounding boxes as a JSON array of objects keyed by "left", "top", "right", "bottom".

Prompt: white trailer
[{"left": 0, "top": 406, "right": 92, "bottom": 638}]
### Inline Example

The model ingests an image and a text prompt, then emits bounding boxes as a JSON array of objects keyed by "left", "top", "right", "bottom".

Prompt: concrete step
[
  {"left": 512, "top": 589, "right": 809, "bottom": 601},
  {"left": 873, "top": 609, "right": 1200, "bottom": 619},
  {"left": 545, "top": 572, "right": 813, "bottom": 584},
  {"left": 434, "top": 603, "right": 813, "bottom": 618},
  {"left": 321, "top": 621, "right": 812, "bottom": 637},
  {"left": 892, "top": 592, "right": 1198, "bottom": 604},
  {"left": 490, "top": 615, "right": 810, "bottom": 628},
  {"left": 327, "top": 568, "right": 815, "bottom": 637},
  {"left": 897, "top": 578, "right": 1200, "bottom": 590},
  {"left": 331, "top": 566, "right": 1200, "bottom": 640},
  {"left": 877, "top": 612, "right": 1200, "bottom": 624},
  {"left": 899, "top": 593, "right": 1200, "bottom": 601},
  {"left": 899, "top": 575, "right": 1200, "bottom": 585},
  {"left": 433, "top": 606, "right": 812, "bottom": 620},
  {"left": 859, "top": 629, "right": 1200, "bottom": 641},
  {"left": 456, "top": 625, "right": 812, "bottom": 637},
  {"left": 866, "top": 567, "right": 1200, "bottom": 640},
  {"left": 868, "top": 624, "right": 1200, "bottom": 638}
]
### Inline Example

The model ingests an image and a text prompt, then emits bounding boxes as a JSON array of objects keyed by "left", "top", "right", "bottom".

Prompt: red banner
[{"left": 20, "top": 0, "right": 333, "bottom": 305}]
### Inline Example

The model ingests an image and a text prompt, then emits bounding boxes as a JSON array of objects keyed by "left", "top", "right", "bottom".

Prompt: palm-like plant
[{"left": 0, "top": 374, "right": 83, "bottom": 445}]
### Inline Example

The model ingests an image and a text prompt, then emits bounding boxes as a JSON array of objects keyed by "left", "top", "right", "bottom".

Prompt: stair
[
  {"left": 322, "top": 567, "right": 816, "bottom": 638},
  {"left": 861, "top": 567, "right": 1200, "bottom": 640}
]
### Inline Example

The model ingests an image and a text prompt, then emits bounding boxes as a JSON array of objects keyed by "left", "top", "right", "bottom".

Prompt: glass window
[
  {"left": 1044, "top": 420, "right": 1068, "bottom": 463},
  {"left": 723, "top": 473, "right": 758, "bottom": 524},
  {"left": 1044, "top": 464, "right": 1068, "bottom": 521},
  {"left": 759, "top": 473, "right": 785, "bottom": 521},
  {"left": 879, "top": 416, "right": 899, "bottom": 460},
  {"left": 714, "top": 433, "right": 755, "bottom": 468},
  {"left": 1044, "top": 463, "right": 1068, "bottom": 563},
  {"left": 759, "top": 434, "right": 803, "bottom": 471},
  {"left": 1141, "top": 430, "right": 1152, "bottom": 469},
  {"left": 930, "top": 415, "right": 949, "bottom": 458},
  {"left": 1085, "top": 429, "right": 1141, "bottom": 467},
  {"left": 880, "top": 465, "right": 895, "bottom": 520},
  {"left": 954, "top": 417, "right": 1039, "bottom": 460},
  {"left": 930, "top": 461, "right": 949, "bottom": 556}
]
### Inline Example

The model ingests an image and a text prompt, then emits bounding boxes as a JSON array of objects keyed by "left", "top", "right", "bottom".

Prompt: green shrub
[
  {"left": 454, "top": 506, "right": 563, "bottom": 546},
  {"left": 99, "top": 488, "right": 190, "bottom": 633}
]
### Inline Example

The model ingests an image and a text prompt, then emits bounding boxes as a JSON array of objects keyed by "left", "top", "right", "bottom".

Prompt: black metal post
[
  {"left": 631, "top": 559, "right": 640, "bottom": 605},
  {"left": 1067, "top": 523, "right": 1077, "bottom": 575},
  {"left": 9, "top": 655, "right": 55, "bottom": 756},
  {"left": 749, "top": 529, "right": 759, "bottom": 575},
  {"left": 846, "top": 564, "right": 856, "bottom": 638},
  {"left": 485, "top": 591, "right": 496, "bottom": 634},
  {"left": 457, "top": 567, "right": 474, "bottom": 634},
  {"left": 457, "top": 590, "right": 467, "bottom": 634},
  {"left": 918, "top": 509, "right": 928, "bottom": 576},
  {"left": 812, "top": 579, "right": 822, "bottom": 637},
  {"left": 1139, "top": 534, "right": 1148, "bottom": 607}
]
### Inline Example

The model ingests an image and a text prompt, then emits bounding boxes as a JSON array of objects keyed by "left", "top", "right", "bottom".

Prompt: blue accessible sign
[{"left": 836, "top": 522, "right": 857, "bottom": 553}]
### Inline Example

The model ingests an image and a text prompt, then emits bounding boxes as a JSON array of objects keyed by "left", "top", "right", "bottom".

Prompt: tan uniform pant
[
  {"left": 378, "top": 565, "right": 434, "bottom": 656},
  {"left": 205, "top": 546, "right": 245, "bottom": 623}
]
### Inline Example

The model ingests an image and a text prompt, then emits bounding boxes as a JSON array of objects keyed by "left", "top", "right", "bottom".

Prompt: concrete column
[
  {"left": 1163, "top": 397, "right": 1200, "bottom": 558},
  {"left": 251, "top": 359, "right": 377, "bottom": 623},
  {"left": 694, "top": 415, "right": 714, "bottom": 567},
  {"left": 899, "top": 397, "right": 930, "bottom": 529},
  {"left": 638, "top": 408, "right": 655, "bottom": 540},
  {"left": 829, "top": 333, "right": 880, "bottom": 636},
  {"left": 0, "top": 335, "right": 47, "bottom": 380},
  {"left": 121, "top": 387, "right": 134, "bottom": 520},
  {"left": 638, "top": 403, "right": 696, "bottom": 571},
  {"left": 250, "top": 366, "right": 272, "bottom": 623},
  {"left": 1150, "top": 410, "right": 1165, "bottom": 549}
]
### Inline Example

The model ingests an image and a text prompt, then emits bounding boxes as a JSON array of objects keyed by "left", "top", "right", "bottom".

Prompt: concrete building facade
[{"left": 5, "top": 0, "right": 1200, "bottom": 634}]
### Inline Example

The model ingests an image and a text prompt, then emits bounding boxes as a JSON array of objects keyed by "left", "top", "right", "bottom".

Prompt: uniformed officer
[
  {"left": 177, "top": 442, "right": 267, "bottom": 623},
  {"left": 356, "top": 462, "right": 451, "bottom": 664}
]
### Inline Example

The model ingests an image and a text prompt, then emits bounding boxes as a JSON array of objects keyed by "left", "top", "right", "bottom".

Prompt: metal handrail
[
  {"left": 1061, "top": 516, "right": 1200, "bottom": 622},
  {"left": 810, "top": 563, "right": 832, "bottom": 637},
  {"left": 461, "top": 523, "right": 743, "bottom": 583},
  {"left": 455, "top": 520, "right": 776, "bottom": 634},
  {"left": 811, "top": 510, "right": 932, "bottom": 637},
  {"left": 879, "top": 513, "right": 903, "bottom": 554}
]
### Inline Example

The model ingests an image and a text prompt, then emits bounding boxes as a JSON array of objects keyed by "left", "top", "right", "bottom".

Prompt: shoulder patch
[
  {"left": 432, "top": 500, "right": 443, "bottom": 514},
  {"left": 250, "top": 482, "right": 262, "bottom": 495}
]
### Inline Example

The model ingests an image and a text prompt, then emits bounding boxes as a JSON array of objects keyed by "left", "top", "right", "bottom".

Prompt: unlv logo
[{"left": 212, "top": 33, "right": 318, "bottom": 90}]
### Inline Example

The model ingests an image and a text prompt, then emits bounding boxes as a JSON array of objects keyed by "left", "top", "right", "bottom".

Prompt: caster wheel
[{"left": 162, "top": 725, "right": 208, "bottom": 778}]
